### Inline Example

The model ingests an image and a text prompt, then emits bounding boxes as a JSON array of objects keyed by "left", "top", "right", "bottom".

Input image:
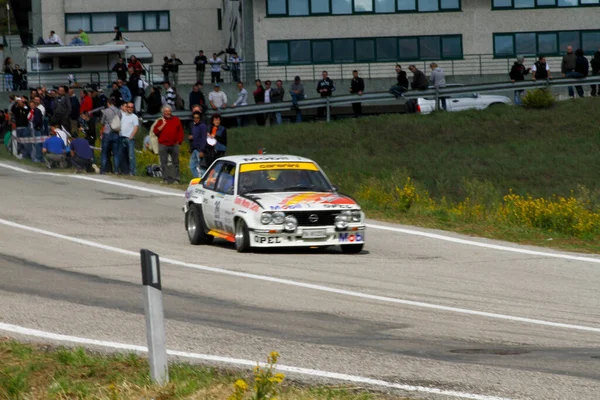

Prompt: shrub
[
  {"left": 229, "top": 352, "right": 285, "bottom": 400},
  {"left": 522, "top": 88, "right": 555, "bottom": 109}
]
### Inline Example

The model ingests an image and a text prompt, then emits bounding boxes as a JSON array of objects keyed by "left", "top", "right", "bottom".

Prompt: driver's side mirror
[
  {"left": 473, "top": 93, "right": 479, "bottom": 98},
  {"left": 332, "top": 185, "right": 339, "bottom": 192}
]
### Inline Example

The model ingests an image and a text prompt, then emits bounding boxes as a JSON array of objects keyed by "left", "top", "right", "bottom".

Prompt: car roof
[{"left": 218, "top": 154, "right": 316, "bottom": 164}]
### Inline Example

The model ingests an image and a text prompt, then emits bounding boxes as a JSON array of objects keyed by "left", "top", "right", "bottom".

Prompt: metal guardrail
[
  {"left": 142, "top": 76, "right": 600, "bottom": 123},
  {"left": 148, "top": 54, "right": 570, "bottom": 86}
]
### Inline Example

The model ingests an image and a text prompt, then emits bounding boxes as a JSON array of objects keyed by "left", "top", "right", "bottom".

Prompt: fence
[
  {"left": 148, "top": 54, "right": 568, "bottom": 86},
  {"left": 143, "top": 76, "right": 600, "bottom": 122}
]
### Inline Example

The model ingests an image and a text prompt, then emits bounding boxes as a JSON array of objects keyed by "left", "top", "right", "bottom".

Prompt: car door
[
  {"left": 212, "top": 163, "right": 237, "bottom": 234},
  {"left": 201, "top": 160, "right": 226, "bottom": 229},
  {"left": 448, "top": 94, "right": 479, "bottom": 111}
]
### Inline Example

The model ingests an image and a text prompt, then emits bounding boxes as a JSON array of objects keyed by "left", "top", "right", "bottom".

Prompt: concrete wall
[{"left": 250, "top": 0, "right": 600, "bottom": 59}]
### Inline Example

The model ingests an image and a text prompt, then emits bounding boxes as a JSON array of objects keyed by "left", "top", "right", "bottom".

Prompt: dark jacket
[
  {"left": 112, "top": 62, "right": 127, "bottom": 81},
  {"left": 561, "top": 53, "right": 577, "bottom": 74},
  {"left": 127, "top": 73, "right": 141, "bottom": 97},
  {"left": 591, "top": 52, "right": 600, "bottom": 75},
  {"left": 270, "top": 87, "right": 285, "bottom": 103},
  {"left": 533, "top": 61, "right": 549, "bottom": 80},
  {"left": 189, "top": 91, "right": 205, "bottom": 109},
  {"left": 91, "top": 95, "right": 105, "bottom": 117},
  {"left": 53, "top": 95, "right": 72, "bottom": 119},
  {"left": 575, "top": 55, "right": 589, "bottom": 77},
  {"left": 110, "top": 89, "right": 123, "bottom": 106},
  {"left": 190, "top": 121, "right": 208, "bottom": 152},
  {"left": 69, "top": 95, "right": 80, "bottom": 120},
  {"left": 14, "top": 106, "right": 29, "bottom": 127},
  {"left": 146, "top": 92, "right": 162, "bottom": 114},
  {"left": 30, "top": 107, "right": 43, "bottom": 130},
  {"left": 509, "top": 62, "right": 529, "bottom": 81},
  {"left": 396, "top": 71, "right": 409, "bottom": 89},
  {"left": 410, "top": 69, "right": 428, "bottom": 90},
  {"left": 350, "top": 77, "right": 365, "bottom": 94},
  {"left": 253, "top": 86, "right": 265, "bottom": 103},
  {"left": 169, "top": 58, "right": 183, "bottom": 73},
  {"left": 316, "top": 77, "right": 335, "bottom": 97}
]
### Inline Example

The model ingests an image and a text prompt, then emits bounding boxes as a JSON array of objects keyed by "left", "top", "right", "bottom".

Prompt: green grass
[
  {"left": 2, "top": 97, "right": 600, "bottom": 252},
  {"left": 0, "top": 339, "right": 407, "bottom": 399}
]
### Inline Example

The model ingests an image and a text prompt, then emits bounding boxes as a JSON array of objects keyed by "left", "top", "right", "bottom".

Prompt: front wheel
[
  {"left": 186, "top": 204, "right": 213, "bottom": 245},
  {"left": 341, "top": 244, "right": 364, "bottom": 254},
  {"left": 234, "top": 218, "right": 251, "bottom": 253}
]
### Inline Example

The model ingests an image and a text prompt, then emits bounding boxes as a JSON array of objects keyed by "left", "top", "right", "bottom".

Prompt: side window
[
  {"left": 215, "top": 163, "right": 236, "bottom": 195},
  {"left": 203, "top": 161, "right": 224, "bottom": 190}
]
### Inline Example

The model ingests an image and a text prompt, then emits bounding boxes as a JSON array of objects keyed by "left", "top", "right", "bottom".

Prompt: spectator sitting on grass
[
  {"left": 70, "top": 129, "right": 96, "bottom": 173},
  {"left": 43, "top": 125, "right": 67, "bottom": 169}
]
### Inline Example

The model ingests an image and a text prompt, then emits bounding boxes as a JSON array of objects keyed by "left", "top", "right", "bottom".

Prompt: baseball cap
[
  {"left": 294, "top": 76, "right": 300, "bottom": 81},
  {"left": 214, "top": 83, "right": 220, "bottom": 87}
]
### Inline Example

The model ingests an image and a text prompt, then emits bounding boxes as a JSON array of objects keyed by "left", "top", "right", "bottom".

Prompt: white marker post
[{"left": 140, "top": 249, "right": 169, "bottom": 385}]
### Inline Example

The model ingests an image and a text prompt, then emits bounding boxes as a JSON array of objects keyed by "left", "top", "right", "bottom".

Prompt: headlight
[
  {"left": 260, "top": 212, "right": 272, "bottom": 225},
  {"left": 351, "top": 210, "right": 362, "bottom": 222},
  {"left": 283, "top": 215, "right": 298, "bottom": 231},
  {"left": 335, "top": 211, "right": 352, "bottom": 229},
  {"left": 272, "top": 211, "right": 285, "bottom": 225}
]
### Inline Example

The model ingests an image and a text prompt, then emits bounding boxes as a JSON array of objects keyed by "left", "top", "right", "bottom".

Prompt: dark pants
[
  {"left": 231, "top": 69, "right": 240, "bottom": 83},
  {"left": 566, "top": 71, "right": 584, "bottom": 97},
  {"left": 101, "top": 132, "right": 120, "bottom": 174},
  {"left": 591, "top": 74, "right": 599, "bottom": 96},
  {"left": 72, "top": 155, "right": 93, "bottom": 171},
  {"left": 317, "top": 95, "right": 331, "bottom": 119},
  {"left": 211, "top": 71, "right": 221, "bottom": 83},
  {"left": 389, "top": 85, "right": 407, "bottom": 98},
  {"left": 159, "top": 144, "right": 180, "bottom": 183},
  {"left": 45, "top": 153, "right": 67, "bottom": 169},
  {"left": 352, "top": 102, "right": 362, "bottom": 117},
  {"left": 16, "top": 127, "right": 31, "bottom": 159},
  {"left": 87, "top": 116, "right": 97, "bottom": 146}
]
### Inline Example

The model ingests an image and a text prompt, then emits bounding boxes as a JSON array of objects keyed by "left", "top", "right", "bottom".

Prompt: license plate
[{"left": 302, "top": 229, "right": 327, "bottom": 239}]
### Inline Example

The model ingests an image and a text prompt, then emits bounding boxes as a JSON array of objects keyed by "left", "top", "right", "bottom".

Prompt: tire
[
  {"left": 186, "top": 204, "right": 213, "bottom": 245},
  {"left": 340, "top": 244, "right": 364, "bottom": 254},
  {"left": 234, "top": 218, "right": 251, "bottom": 253}
]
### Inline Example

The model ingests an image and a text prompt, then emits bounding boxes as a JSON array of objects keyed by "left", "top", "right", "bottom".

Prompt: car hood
[{"left": 243, "top": 192, "right": 359, "bottom": 211}]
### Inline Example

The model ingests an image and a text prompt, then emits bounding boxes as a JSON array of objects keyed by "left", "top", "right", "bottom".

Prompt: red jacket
[
  {"left": 80, "top": 96, "right": 92, "bottom": 114},
  {"left": 153, "top": 116, "right": 184, "bottom": 146}
]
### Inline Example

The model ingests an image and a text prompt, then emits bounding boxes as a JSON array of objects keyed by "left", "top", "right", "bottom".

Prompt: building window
[
  {"left": 267, "top": 0, "right": 460, "bottom": 16},
  {"left": 493, "top": 29, "right": 600, "bottom": 57},
  {"left": 493, "top": 0, "right": 600, "bottom": 8},
  {"left": 268, "top": 34, "right": 463, "bottom": 65},
  {"left": 65, "top": 11, "right": 170, "bottom": 33}
]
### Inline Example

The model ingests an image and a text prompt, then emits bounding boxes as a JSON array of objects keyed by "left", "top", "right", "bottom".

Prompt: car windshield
[{"left": 238, "top": 164, "right": 333, "bottom": 195}]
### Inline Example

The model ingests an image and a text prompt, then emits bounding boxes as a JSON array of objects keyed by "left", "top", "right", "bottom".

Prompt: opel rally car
[{"left": 183, "top": 155, "right": 365, "bottom": 253}]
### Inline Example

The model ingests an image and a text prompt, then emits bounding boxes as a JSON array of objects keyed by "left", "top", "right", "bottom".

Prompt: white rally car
[{"left": 183, "top": 155, "right": 366, "bottom": 253}]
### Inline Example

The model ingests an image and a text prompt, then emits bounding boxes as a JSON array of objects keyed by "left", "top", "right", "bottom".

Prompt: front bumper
[{"left": 250, "top": 225, "right": 365, "bottom": 247}]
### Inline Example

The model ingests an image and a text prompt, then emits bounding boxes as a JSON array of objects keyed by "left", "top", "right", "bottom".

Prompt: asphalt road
[{"left": 1, "top": 163, "right": 599, "bottom": 400}]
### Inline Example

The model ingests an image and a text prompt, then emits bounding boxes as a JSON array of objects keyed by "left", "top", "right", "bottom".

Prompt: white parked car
[
  {"left": 183, "top": 155, "right": 366, "bottom": 253},
  {"left": 410, "top": 84, "right": 511, "bottom": 114}
]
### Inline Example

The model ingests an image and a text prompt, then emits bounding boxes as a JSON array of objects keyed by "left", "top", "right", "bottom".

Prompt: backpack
[
  {"left": 110, "top": 114, "right": 121, "bottom": 132},
  {"left": 145, "top": 164, "right": 162, "bottom": 178}
]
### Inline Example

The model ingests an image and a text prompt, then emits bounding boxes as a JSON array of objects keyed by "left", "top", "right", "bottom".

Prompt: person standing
[
  {"left": 209, "top": 53, "right": 222, "bottom": 83},
  {"left": 113, "top": 26, "right": 123, "bottom": 41},
  {"left": 231, "top": 81, "right": 249, "bottom": 127},
  {"left": 27, "top": 99, "right": 44, "bottom": 162},
  {"left": 316, "top": 71, "right": 335, "bottom": 119},
  {"left": 349, "top": 70, "right": 364, "bottom": 117},
  {"left": 253, "top": 79, "right": 266, "bottom": 126},
  {"left": 229, "top": 52, "right": 242, "bottom": 83},
  {"left": 429, "top": 63, "right": 447, "bottom": 110},
  {"left": 591, "top": 46, "right": 600, "bottom": 97},
  {"left": 271, "top": 80, "right": 285, "bottom": 125},
  {"left": 68, "top": 88, "right": 80, "bottom": 135},
  {"left": 264, "top": 80, "right": 273, "bottom": 126},
  {"left": 163, "top": 81, "right": 176, "bottom": 108},
  {"left": 161, "top": 56, "right": 171, "bottom": 84},
  {"left": 189, "top": 111, "right": 207, "bottom": 178},
  {"left": 119, "top": 102, "right": 139, "bottom": 176},
  {"left": 573, "top": 48, "right": 589, "bottom": 98},
  {"left": 561, "top": 46, "right": 577, "bottom": 98},
  {"left": 4, "top": 57, "right": 14, "bottom": 91},
  {"left": 189, "top": 84, "right": 206, "bottom": 111},
  {"left": 532, "top": 56, "right": 552, "bottom": 81},
  {"left": 509, "top": 56, "right": 530, "bottom": 106},
  {"left": 169, "top": 53, "right": 183, "bottom": 87},
  {"left": 100, "top": 97, "right": 121, "bottom": 174},
  {"left": 118, "top": 79, "right": 132, "bottom": 103},
  {"left": 13, "top": 98, "right": 30, "bottom": 159},
  {"left": 290, "top": 76, "right": 305, "bottom": 123},
  {"left": 208, "top": 83, "right": 228, "bottom": 111},
  {"left": 153, "top": 105, "right": 184, "bottom": 184},
  {"left": 194, "top": 50, "right": 207, "bottom": 84},
  {"left": 52, "top": 86, "right": 72, "bottom": 132},
  {"left": 208, "top": 113, "right": 227, "bottom": 159},
  {"left": 128, "top": 56, "right": 144, "bottom": 75}
]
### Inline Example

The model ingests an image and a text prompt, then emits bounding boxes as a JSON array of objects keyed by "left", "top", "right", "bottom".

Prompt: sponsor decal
[
  {"left": 185, "top": 191, "right": 191, "bottom": 199},
  {"left": 278, "top": 193, "right": 356, "bottom": 208},
  {"left": 254, "top": 236, "right": 283, "bottom": 244},
  {"left": 240, "top": 162, "right": 318, "bottom": 173},
  {"left": 214, "top": 200, "right": 221, "bottom": 220},
  {"left": 270, "top": 204, "right": 304, "bottom": 210},
  {"left": 234, "top": 196, "right": 260, "bottom": 212},
  {"left": 242, "top": 156, "right": 291, "bottom": 162},
  {"left": 339, "top": 233, "right": 364, "bottom": 243}
]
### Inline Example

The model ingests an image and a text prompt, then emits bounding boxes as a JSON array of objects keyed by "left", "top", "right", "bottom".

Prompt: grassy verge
[
  {"left": 0, "top": 339, "right": 405, "bottom": 400},
  {"left": 2, "top": 97, "right": 600, "bottom": 252}
]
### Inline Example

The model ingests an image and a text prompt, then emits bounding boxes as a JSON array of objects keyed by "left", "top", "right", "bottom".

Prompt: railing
[
  {"left": 142, "top": 76, "right": 600, "bottom": 122},
  {"left": 148, "top": 54, "right": 567, "bottom": 86}
]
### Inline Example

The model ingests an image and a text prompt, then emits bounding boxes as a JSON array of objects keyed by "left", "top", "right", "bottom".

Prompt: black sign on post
[{"left": 141, "top": 249, "right": 162, "bottom": 290}]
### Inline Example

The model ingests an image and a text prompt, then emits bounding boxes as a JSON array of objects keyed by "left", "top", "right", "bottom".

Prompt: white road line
[
  {"left": 0, "top": 322, "right": 512, "bottom": 400},
  {"left": 2, "top": 162, "right": 599, "bottom": 265},
  {"left": 1, "top": 218, "right": 599, "bottom": 334}
]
